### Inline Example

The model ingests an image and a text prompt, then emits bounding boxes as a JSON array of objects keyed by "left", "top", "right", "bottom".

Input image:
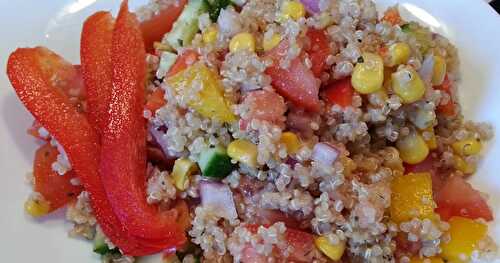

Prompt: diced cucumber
[
  {"left": 204, "top": 0, "right": 232, "bottom": 22},
  {"left": 164, "top": 0, "right": 208, "bottom": 51},
  {"left": 93, "top": 230, "right": 118, "bottom": 255},
  {"left": 198, "top": 146, "right": 233, "bottom": 178},
  {"left": 156, "top": 51, "right": 178, "bottom": 79}
]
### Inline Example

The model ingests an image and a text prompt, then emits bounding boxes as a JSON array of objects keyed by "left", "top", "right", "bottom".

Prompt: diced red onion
[
  {"left": 419, "top": 55, "right": 434, "bottom": 83},
  {"left": 200, "top": 181, "right": 238, "bottom": 220},
  {"left": 300, "top": 0, "right": 320, "bottom": 13},
  {"left": 311, "top": 142, "right": 339, "bottom": 166}
]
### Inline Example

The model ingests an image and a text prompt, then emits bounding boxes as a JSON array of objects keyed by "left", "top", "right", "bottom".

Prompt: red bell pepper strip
[
  {"left": 81, "top": 11, "right": 114, "bottom": 137},
  {"left": 6, "top": 47, "right": 151, "bottom": 255},
  {"left": 140, "top": 0, "right": 187, "bottom": 53},
  {"left": 100, "top": 1, "right": 185, "bottom": 248},
  {"left": 33, "top": 144, "right": 83, "bottom": 212}
]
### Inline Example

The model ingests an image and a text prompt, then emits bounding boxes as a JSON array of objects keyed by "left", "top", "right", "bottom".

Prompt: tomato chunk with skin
[
  {"left": 33, "top": 144, "right": 83, "bottom": 211},
  {"left": 265, "top": 42, "right": 321, "bottom": 112},
  {"left": 435, "top": 176, "right": 493, "bottom": 221},
  {"left": 140, "top": 0, "right": 187, "bottom": 53},
  {"left": 100, "top": 1, "right": 185, "bottom": 247},
  {"left": 241, "top": 89, "right": 286, "bottom": 127},
  {"left": 434, "top": 75, "right": 456, "bottom": 117},
  {"left": 322, "top": 78, "right": 354, "bottom": 108},
  {"left": 306, "top": 28, "right": 332, "bottom": 77},
  {"left": 81, "top": 11, "right": 114, "bottom": 136}
]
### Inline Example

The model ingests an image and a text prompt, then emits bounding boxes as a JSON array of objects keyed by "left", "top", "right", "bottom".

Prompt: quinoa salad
[{"left": 6, "top": 0, "right": 499, "bottom": 262}]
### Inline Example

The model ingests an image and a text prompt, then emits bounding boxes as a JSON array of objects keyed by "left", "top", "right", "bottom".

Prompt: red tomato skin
[
  {"left": 434, "top": 75, "right": 457, "bottom": 117},
  {"left": 322, "top": 78, "right": 354, "bottom": 108},
  {"left": 140, "top": 0, "right": 187, "bottom": 53},
  {"left": 33, "top": 144, "right": 83, "bottom": 211},
  {"left": 435, "top": 176, "right": 493, "bottom": 221},
  {"left": 145, "top": 88, "right": 166, "bottom": 113},
  {"left": 166, "top": 49, "right": 198, "bottom": 78},
  {"left": 242, "top": 89, "right": 287, "bottom": 127},
  {"left": 306, "top": 28, "right": 332, "bottom": 77}
]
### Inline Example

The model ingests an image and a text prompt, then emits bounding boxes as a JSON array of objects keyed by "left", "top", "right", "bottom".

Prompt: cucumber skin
[
  {"left": 165, "top": 0, "right": 208, "bottom": 51},
  {"left": 198, "top": 147, "right": 234, "bottom": 178}
]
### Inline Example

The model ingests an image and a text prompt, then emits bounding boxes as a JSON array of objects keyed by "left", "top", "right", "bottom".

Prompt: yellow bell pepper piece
[
  {"left": 441, "top": 217, "right": 488, "bottom": 263},
  {"left": 396, "top": 132, "right": 430, "bottom": 164},
  {"left": 227, "top": 139, "right": 258, "bottom": 167},
  {"left": 171, "top": 158, "right": 198, "bottom": 191},
  {"left": 392, "top": 67, "right": 426, "bottom": 104},
  {"left": 314, "top": 236, "right": 346, "bottom": 261},
  {"left": 432, "top": 55, "right": 447, "bottom": 86},
  {"left": 452, "top": 138, "right": 482, "bottom": 156},
  {"left": 388, "top": 42, "right": 411, "bottom": 66},
  {"left": 24, "top": 198, "right": 50, "bottom": 217},
  {"left": 352, "top": 52, "right": 384, "bottom": 94},
  {"left": 410, "top": 257, "right": 444, "bottom": 263},
  {"left": 390, "top": 172, "right": 436, "bottom": 223},
  {"left": 167, "top": 63, "right": 236, "bottom": 123},
  {"left": 280, "top": 132, "right": 301, "bottom": 154}
]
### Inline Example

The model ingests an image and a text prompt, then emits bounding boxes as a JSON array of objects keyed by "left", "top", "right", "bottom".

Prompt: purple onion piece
[
  {"left": 311, "top": 142, "right": 339, "bottom": 166},
  {"left": 200, "top": 180, "right": 238, "bottom": 220},
  {"left": 419, "top": 54, "right": 434, "bottom": 84},
  {"left": 300, "top": 0, "right": 320, "bottom": 14}
]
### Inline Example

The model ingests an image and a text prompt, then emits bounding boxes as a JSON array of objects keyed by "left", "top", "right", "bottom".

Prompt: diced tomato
[
  {"left": 140, "top": 0, "right": 187, "bottom": 53},
  {"left": 394, "top": 232, "right": 422, "bottom": 257},
  {"left": 145, "top": 88, "right": 167, "bottom": 113},
  {"left": 435, "top": 176, "right": 493, "bottom": 221},
  {"left": 306, "top": 28, "right": 332, "bottom": 77},
  {"left": 404, "top": 154, "right": 444, "bottom": 194},
  {"left": 166, "top": 49, "right": 198, "bottom": 78},
  {"left": 286, "top": 108, "right": 320, "bottom": 138},
  {"left": 254, "top": 209, "right": 300, "bottom": 229},
  {"left": 265, "top": 42, "right": 321, "bottom": 112},
  {"left": 382, "top": 7, "right": 402, "bottom": 26},
  {"left": 33, "top": 144, "right": 83, "bottom": 211},
  {"left": 322, "top": 78, "right": 354, "bottom": 108},
  {"left": 434, "top": 75, "right": 457, "bottom": 117},
  {"left": 241, "top": 90, "right": 286, "bottom": 127}
]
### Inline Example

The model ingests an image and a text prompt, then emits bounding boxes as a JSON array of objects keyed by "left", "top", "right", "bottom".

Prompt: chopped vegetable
[
  {"left": 432, "top": 55, "right": 447, "bottom": 85},
  {"left": 145, "top": 89, "right": 167, "bottom": 114},
  {"left": 409, "top": 257, "right": 444, "bottom": 263},
  {"left": 171, "top": 158, "right": 198, "bottom": 191},
  {"left": 299, "top": 0, "right": 320, "bottom": 13},
  {"left": 227, "top": 139, "right": 258, "bottom": 168},
  {"left": 396, "top": 131, "right": 430, "bottom": 164},
  {"left": 387, "top": 42, "right": 411, "bottom": 66},
  {"left": 382, "top": 6, "right": 402, "bottom": 25},
  {"left": 422, "top": 127, "right": 437, "bottom": 150},
  {"left": 156, "top": 51, "right": 178, "bottom": 79},
  {"left": 229, "top": 32, "right": 256, "bottom": 53},
  {"left": 202, "top": 25, "right": 218, "bottom": 44},
  {"left": 198, "top": 146, "right": 234, "bottom": 178},
  {"left": 165, "top": 0, "right": 208, "bottom": 51},
  {"left": 440, "top": 217, "right": 488, "bottom": 262},
  {"left": 451, "top": 138, "right": 482, "bottom": 156},
  {"left": 168, "top": 63, "right": 236, "bottom": 122},
  {"left": 280, "top": 0, "right": 306, "bottom": 21},
  {"left": 314, "top": 236, "right": 346, "bottom": 261},
  {"left": 204, "top": 0, "right": 232, "bottom": 22},
  {"left": 306, "top": 28, "right": 332, "bottom": 77},
  {"left": 280, "top": 132, "right": 301, "bottom": 154},
  {"left": 392, "top": 67, "right": 426, "bottom": 103},
  {"left": 241, "top": 89, "right": 286, "bottom": 127},
  {"left": 322, "top": 78, "right": 354, "bottom": 108},
  {"left": 312, "top": 143, "right": 339, "bottom": 166},
  {"left": 262, "top": 33, "right": 281, "bottom": 52},
  {"left": 24, "top": 197, "right": 51, "bottom": 217},
  {"left": 166, "top": 49, "right": 198, "bottom": 78},
  {"left": 434, "top": 75, "right": 457, "bottom": 117},
  {"left": 351, "top": 52, "right": 384, "bottom": 94},
  {"left": 200, "top": 181, "right": 238, "bottom": 220},
  {"left": 453, "top": 154, "right": 476, "bottom": 174},
  {"left": 435, "top": 176, "right": 493, "bottom": 221},
  {"left": 390, "top": 172, "right": 436, "bottom": 223},
  {"left": 93, "top": 228, "right": 119, "bottom": 255}
]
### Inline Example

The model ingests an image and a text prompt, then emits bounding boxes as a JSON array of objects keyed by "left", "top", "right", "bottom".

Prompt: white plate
[{"left": 0, "top": 0, "right": 499, "bottom": 262}]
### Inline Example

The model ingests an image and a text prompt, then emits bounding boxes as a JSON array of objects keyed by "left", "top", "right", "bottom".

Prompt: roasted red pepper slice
[
  {"left": 6, "top": 47, "right": 150, "bottom": 255},
  {"left": 100, "top": 1, "right": 185, "bottom": 248},
  {"left": 81, "top": 11, "right": 114, "bottom": 137}
]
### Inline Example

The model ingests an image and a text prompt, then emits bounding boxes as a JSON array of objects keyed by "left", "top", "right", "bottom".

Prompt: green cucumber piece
[
  {"left": 204, "top": 0, "right": 232, "bottom": 22},
  {"left": 93, "top": 230, "right": 119, "bottom": 255},
  {"left": 157, "top": 51, "right": 178, "bottom": 78},
  {"left": 165, "top": 0, "right": 208, "bottom": 51},
  {"left": 198, "top": 146, "right": 233, "bottom": 178}
]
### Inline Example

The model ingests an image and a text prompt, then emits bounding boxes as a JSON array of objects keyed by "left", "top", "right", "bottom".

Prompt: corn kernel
[
  {"left": 452, "top": 138, "right": 482, "bottom": 156},
  {"left": 432, "top": 55, "right": 447, "bottom": 86},
  {"left": 412, "top": 108, "right": 436, "bottom": 130},
  {"left": 227, "top": 139, "right": 258, "bottom": 167},
  {"left": 202, "top": 26, "right": 218, "bottom": 44},
  {"left": 441, "top": 217, "right": 488, "bottom": 262},
  {"left": 281, "top": 1, "right": 305, "bottom": 21},
  {"left": 454, "top": 155, "right": 476, "bottom": 174},
  {"left": 396, "top": 131, "right": 429, "bottom": 164},
  {"left": 280, "top": 132, "right": 301, "bottom": 154},
  {"left": 352, "top": 52, "right": 384, "bottom": 94},
  {"left": 392, "top": 67, "right": 426, "bottom": 103},
  {"left": 24, "top": 198, "right": 50, "bottom": 217},
  {"left": 388, "top": 42, "right": 411, "bottom": 66},
  {"left": 314, "top": 236, "right": 345, "bottom": 261},
  {"left": 422, "top": 127, "right": 437, "bottom": 150},
  {"left": 410, "top": 257, "right": 444, "bottom": 263},
  {"left": 229, "top": 32, "right": 256, "bottom": 53},
  {"left": 263, "top": 33, "right": 281, "bottom": 52},
  {"left": 171, "top": 158, "right": 198, "bottom": 191}
]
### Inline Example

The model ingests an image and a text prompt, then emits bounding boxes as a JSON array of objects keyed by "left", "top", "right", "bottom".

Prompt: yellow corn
[
  {"left": 390, "top": 172, "right": 436, "bottom": 223},
  {"left": 388, "top": 42, "right": 411, "bottom": 66},
  {"left": 171, "top": 158, "right": 198, "bottom": 191},
  {"left": 454, "top": 155, "right": 476, "bottom": 174},
  {"left": 409, "top": 257, "right": 444, "bottom": 263},
  {"left": 432, "top": 55, "right": 447, "bottom": 86},
  {"left": 202, "top": 26, "right": 218, "bottom": 44},
  {"left": 413, "top": 108, "right": 436, "bottom": 130},
  {"left": 396, "top": 132, "right": 430, "bottom": 164},
  {"left": 281, "top": 1, "right": 306, "bottom": 21},
  {"left": 263, "top": 33, "right": 281, "bottom": 52},
  {"left": 441, "top": 217, "right": 488, "bottom": 263},
  {"left": 314, "top": 236, "right": 345, "bottom": 261},
  {"left": 352, "top": 52, "right": 384, "bottom": 94},
  {"left": 280, "top": 132, "right": 301, "bottom": 154},
  {"left": 229, "top": 32, "right": 256, "bottom": 53},
  {"left": 24, "top": 198, "right": 50, "bottom": 217},
  {"left": 452, "top": 138, "right": 482, "bottom": 156},
  {"left": 227, "top": 139, "right": 258, "bottom": 167},
  {"left": 392, "top": 67, "right": 426, "bottom": 103},
  {"left": 422, "top": 127, "right": 437, "bottom": 150}
]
